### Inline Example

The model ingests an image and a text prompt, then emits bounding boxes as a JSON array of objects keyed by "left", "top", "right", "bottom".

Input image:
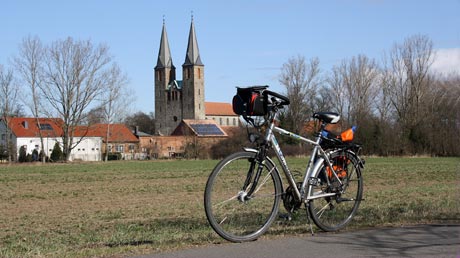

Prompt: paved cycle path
[{"left": 134, "top": 224, "right": 459, "bottom": 258}]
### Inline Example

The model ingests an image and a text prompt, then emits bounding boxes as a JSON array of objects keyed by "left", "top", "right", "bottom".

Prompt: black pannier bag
[{"left": 232, "top": 86, "right": 268, "bottom": 116}]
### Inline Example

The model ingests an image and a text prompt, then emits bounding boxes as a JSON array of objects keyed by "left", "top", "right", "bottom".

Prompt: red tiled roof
[
  {"left": 79, "top": 124, "right": 139, "bottom": 143},
  {"left": 5, "top": 118, "right": 138, "bottom": 143},
  {"left": 7, "top": 117, "right": 64, "bottom": 137},
  {"left": 205, "top": 102, "right": 237, "bottom": 116},
  {"left": 303, "top": 120, "right": 342, "bottom": 135}
]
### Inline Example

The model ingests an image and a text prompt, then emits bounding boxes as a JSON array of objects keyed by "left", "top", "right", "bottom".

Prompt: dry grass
[{"left": 0, "top": 157, "right": 458, "bottom": 257}]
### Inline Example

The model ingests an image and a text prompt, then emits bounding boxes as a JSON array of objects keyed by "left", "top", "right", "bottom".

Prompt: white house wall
[
  {"left": 70, "top": 137, "right": 102, "bottom": 162},
  {"left": 16, "top": 137, "right": 102, "bottom": 162},
  {"left": 206, "top": 115, "right": 239, "bottom": 126},
  {"left": 16, "top": 137, "right": 62, "bottom": 158}
]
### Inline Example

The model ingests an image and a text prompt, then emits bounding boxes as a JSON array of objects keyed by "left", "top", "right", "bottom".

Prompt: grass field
[{"left": 0, "top": 157, "right": 459, "bottom": 257}]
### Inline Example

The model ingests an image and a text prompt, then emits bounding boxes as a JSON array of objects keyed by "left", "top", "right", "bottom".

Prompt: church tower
[
  {"left": 154, "top": 18, "right": 205, "bottom": 136},
  {"left": 154, "top": 21, "right": 180, "bottom": 135},
  {"left": 182, "top": 18, "right": 205, "bottom": 120}
]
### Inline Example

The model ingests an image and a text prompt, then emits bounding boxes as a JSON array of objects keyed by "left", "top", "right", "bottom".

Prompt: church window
[
  {"left": 199, "top": 103, "right": 201, "bottom": 110},
  {"left": 219, "top": 118, "right": 223, "bottom": 125},
  {"left": 198, "top": 68, "right": 201, "bottom": 79},
  {"left": 173, "top": 116, "right": 178, "bottom": 122},
  {"left": 227, "top": 118, "right": 229, "bottom": 125},
  {"left": 198, "top": 89, "right": 200, "bottom": 95},
  {"left": 158, "top": 71, "right": 162, "bottom": 81},
  {"left": 167, "top": 92, "right": 171, "bottom": 101}
]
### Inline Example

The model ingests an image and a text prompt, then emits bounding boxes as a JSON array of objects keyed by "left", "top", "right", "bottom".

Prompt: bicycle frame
[{"left": 257, "top": 115, "right": 342, "bottom": 203}]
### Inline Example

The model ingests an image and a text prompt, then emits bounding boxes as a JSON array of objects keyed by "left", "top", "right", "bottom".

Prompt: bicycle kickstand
[{"left": 304, "top": 202, "right": 314, "bottom": 236}]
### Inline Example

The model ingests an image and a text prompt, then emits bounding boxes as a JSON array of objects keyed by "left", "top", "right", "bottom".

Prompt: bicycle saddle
[{"left": 313, "top": 112, "right": 340, "bottom": 124}]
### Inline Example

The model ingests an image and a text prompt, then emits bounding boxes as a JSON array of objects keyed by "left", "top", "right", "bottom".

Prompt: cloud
[{"left": 431, "top": 48, "right": 460, "bottom": 76}]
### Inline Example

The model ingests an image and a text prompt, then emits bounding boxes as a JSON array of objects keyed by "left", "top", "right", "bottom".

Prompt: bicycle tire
[
  {"left": 308, "top": 150, "right": 363, "bottom": 232},
  {"left": 204, "top": 151, "right": 282, "bottom": 242}
]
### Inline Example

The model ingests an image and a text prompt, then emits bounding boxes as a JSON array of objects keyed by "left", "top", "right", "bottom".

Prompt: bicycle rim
[
  {"left": 204, "top": 152, "right": 281, "bottom": 242},
  {"left": 308, "top": 152, "right": 363, "bottom": 232}
]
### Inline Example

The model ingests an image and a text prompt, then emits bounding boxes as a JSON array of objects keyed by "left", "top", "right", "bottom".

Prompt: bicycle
[{"left": 204, "top": 86, "right": 365, "bottom": 242}]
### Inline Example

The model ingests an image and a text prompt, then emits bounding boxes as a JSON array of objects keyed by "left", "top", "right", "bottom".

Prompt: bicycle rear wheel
[
  {"left": 204, "top": 151, "right": 281, "bottom": 242},
  {"left": 308, "top": 150, "right": 363, "bottom": 232}
]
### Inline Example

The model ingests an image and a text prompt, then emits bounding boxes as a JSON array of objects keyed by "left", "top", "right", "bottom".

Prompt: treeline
[
  {"left": 2, "top": 34, "right": 459, "bottom": 159},
  {"left": 278, "top": 34, "right": 459, "bottom": 156}
]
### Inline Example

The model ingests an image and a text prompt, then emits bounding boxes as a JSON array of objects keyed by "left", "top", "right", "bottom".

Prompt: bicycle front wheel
[
  {"left": 204, "top": 151, "right": 281, "bottom": 242},
  {"left": 308, "top": 150, "right": 363, "bottom": 232}
]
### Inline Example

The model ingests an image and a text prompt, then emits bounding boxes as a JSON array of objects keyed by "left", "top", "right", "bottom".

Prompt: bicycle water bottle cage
[{"left": 313, "top": 112, "right": 340, "bottom": 124}]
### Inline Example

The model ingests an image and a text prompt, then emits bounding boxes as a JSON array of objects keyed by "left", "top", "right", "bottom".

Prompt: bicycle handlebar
[{"left": 264, "top": 90, "right": 290, "bottom": 106}]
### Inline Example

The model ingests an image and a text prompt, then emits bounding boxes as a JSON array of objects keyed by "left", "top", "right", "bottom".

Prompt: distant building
[
  {"left": 154, "top": 18, "right": 238, "bottom": 137},
  {"left": 151, "top": 18, "right": 240, "bottom": 158},
  {"left": 205, "top": 102, "right": 239, "bottom": 127},
  {"left": 0, "top": 118, "right": 145, "bottom": 162},
  {"left": 83, "top": 124, "right": 140, "bottom": 160},
  {"left": 0, "top": 117, "right": 102, "bottom": 161}
]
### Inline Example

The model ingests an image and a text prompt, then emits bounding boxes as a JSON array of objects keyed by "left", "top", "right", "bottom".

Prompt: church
[
  {"left": 147, "top": 18, "right": 239, "bottom": 158},
  {"left": 154, "top": 18, "right": 238, "bottom": 136}
]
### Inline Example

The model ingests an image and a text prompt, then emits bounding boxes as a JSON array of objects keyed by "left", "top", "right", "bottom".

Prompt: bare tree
[
  {"left": 39, "top": 37, "right": 115, "bottom": 161},
  {"left": 0, "top": 65, "right": 19, "bottom": 162},
  {"left": 325, "top": 55, "right": 379, "bottom": 127},
  {"left": 326, "top": 65, "right": 347, "bottom": 117},
  {"left": 98, "top": 64, "right": 130, "bottom": 161},
  {"left": 425, "top": 75, "right": 460, "bottom": 155},
  {"left": 340, "top": 55, "right": 379, "bottom": 125},
  {"left": 279, "top": 55, "right": 321, "bottom": 134},
  {"left": 13, "top": 35, "right": 47, "bottom": 162},
  {"left": 382, "top": 34, "right": 434, "bottom": 153}
]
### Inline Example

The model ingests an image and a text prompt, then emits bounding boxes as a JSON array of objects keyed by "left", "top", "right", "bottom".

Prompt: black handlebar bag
[{"left": 232, "top": 86, "right": 268, "bottom": 116}]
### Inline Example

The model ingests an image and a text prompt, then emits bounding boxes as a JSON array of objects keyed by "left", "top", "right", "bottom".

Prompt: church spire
[
  {"left": 155, "top": 20, "right": 175, "bottom": 69},
  {"left": 183, "top": 17, "right": 203, "bottom": 66}
]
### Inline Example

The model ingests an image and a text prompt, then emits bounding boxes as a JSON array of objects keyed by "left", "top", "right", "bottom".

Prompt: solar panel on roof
[
  {"left": 39, "top": 123, "right": 53, "bottom": 130},
  {"left": 190, "top": 124, "right": 225, "bottom": 136}
]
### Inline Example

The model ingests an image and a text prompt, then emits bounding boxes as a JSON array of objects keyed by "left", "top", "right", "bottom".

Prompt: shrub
[
  {"left": 18, "top": 146, "right": 27, "bottom": 162},
  {"left": 50, "top": 142, "right": 63, "bottom": 162},
  {"left": 106, "top": 152, "right": 122, "bottom": 160}
]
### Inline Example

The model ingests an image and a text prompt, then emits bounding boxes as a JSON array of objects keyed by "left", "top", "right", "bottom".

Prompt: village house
[
  {"left": 0, "top": 117, "right": 103, "bottom": 161},
  {"left": 85, "top": 123, "right": 140, "bottom": 160},
  {"left": 0, "top": 117, "right": 142, "bottom": 162}
]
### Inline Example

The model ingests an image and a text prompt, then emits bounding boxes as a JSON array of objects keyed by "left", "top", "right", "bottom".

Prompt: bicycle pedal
[{"left": 279, "top": 213, "right": 292, "bottom": 221}]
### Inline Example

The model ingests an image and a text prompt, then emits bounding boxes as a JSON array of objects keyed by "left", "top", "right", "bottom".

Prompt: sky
[{"left": 1, "top": 0, "right": 459, "bottom": 115}]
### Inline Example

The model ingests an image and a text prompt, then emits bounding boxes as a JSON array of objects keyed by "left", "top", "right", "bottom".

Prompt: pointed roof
[
  {"left": 183, "top": 19, "right": 203, "bottom": 66},
  {"left": 155, "top": 21, "right": 175, "bottom": 69}
]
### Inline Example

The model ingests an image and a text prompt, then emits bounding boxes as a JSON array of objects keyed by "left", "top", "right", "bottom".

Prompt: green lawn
[{"left": 0, "top": 157, "right": 459, "bottom": 257}]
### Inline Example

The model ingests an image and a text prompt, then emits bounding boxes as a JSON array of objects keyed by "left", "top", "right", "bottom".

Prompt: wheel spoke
[
  {"left": 252, "top": 167, "right": 275, "bottom": 195},
  {"left": 316, "top": 202, "right": 331, "bottom": 218},
  {"left": 213, "top": 194, "right": 239, "bottom": 209}
]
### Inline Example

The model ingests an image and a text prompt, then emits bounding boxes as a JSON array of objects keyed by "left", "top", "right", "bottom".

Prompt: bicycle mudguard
[{"left": 242, "top": 147, "right": 258, "bottom": 153}]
